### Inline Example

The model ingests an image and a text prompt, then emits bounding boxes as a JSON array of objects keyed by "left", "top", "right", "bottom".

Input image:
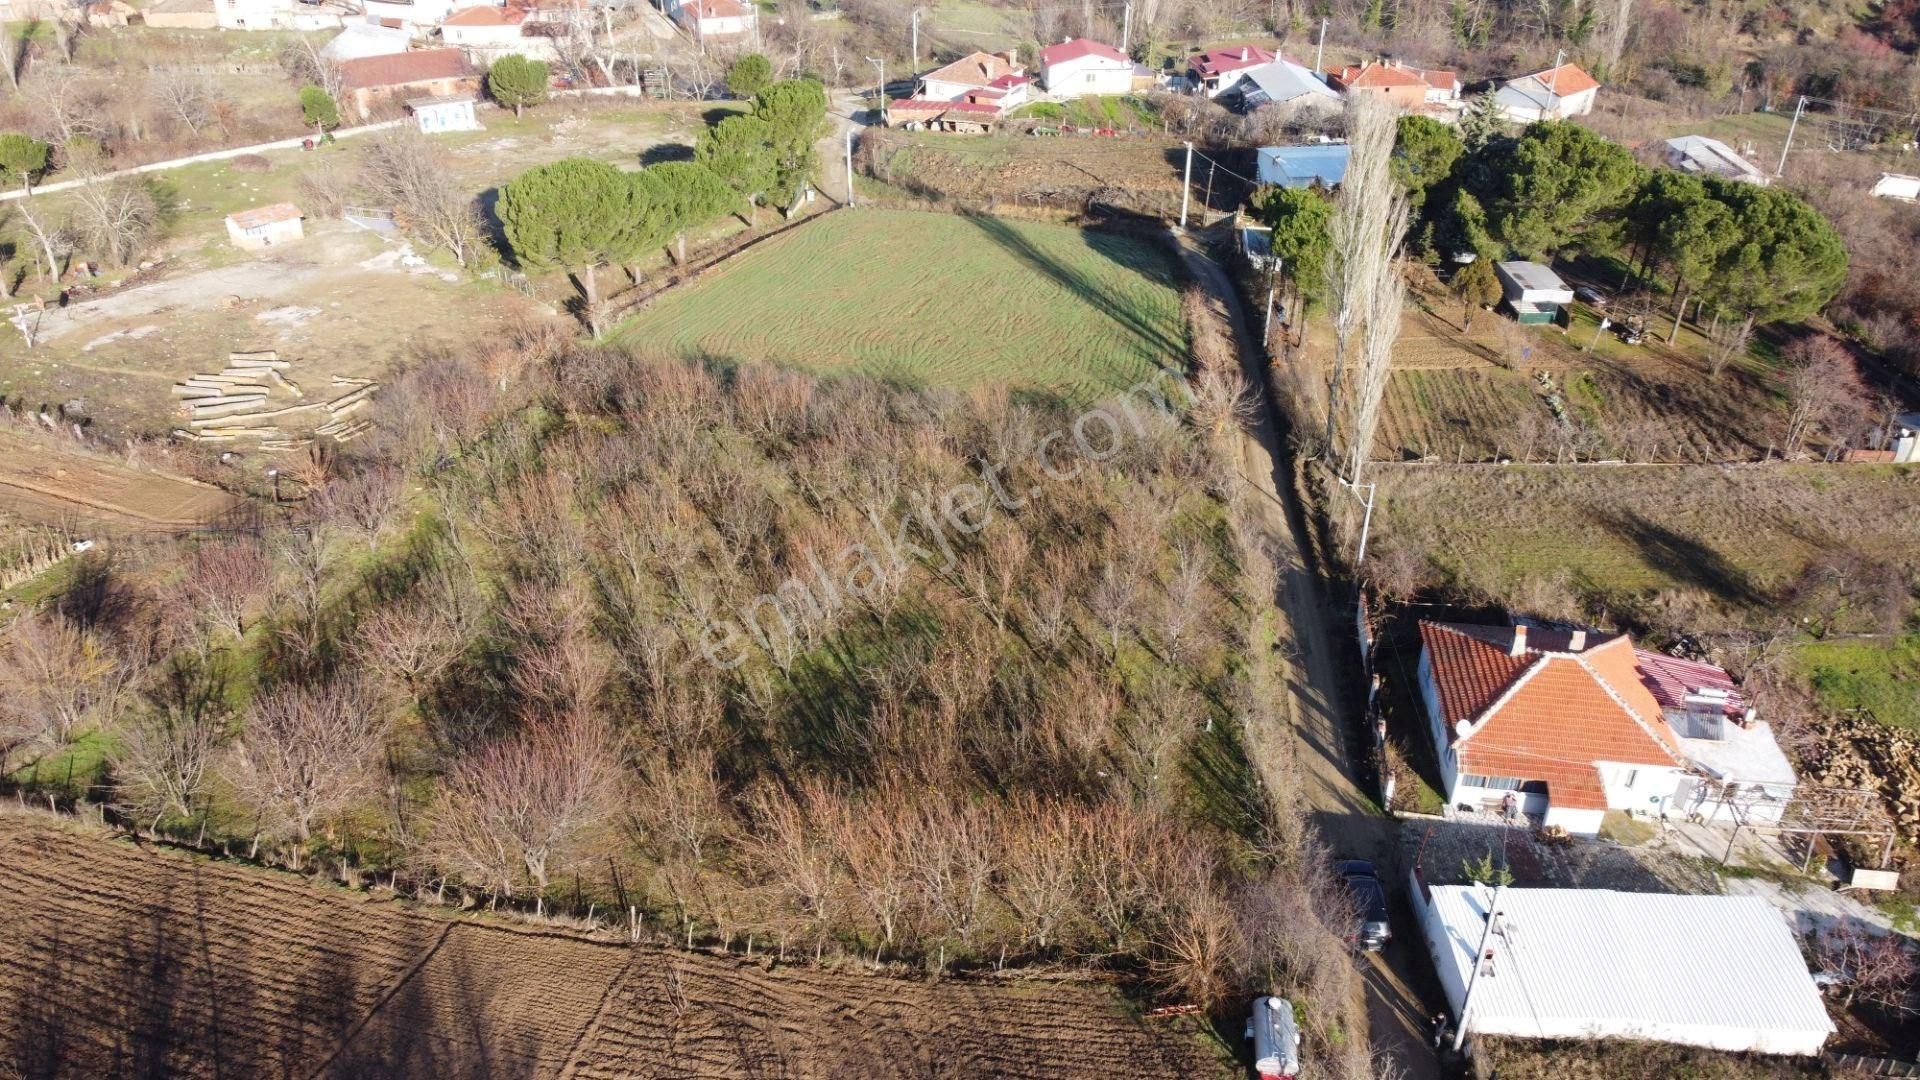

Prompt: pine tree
[
  {"left": 1458, "top": 90, "right": 1504, "bottom": 152},
  {"left": 488, "top": 55, "right": 549, "bottom": 119}
]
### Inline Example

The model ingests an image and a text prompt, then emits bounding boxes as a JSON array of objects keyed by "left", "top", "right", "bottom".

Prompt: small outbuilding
[
  {"left": 1255, "top": 144, "right": 1350, "bottom": 189},
  {"left": 1664, "top": 135, "right": 1769, "bottom": 185},
  {"left": 408, "top": 94, "right": 481, "bottom": 134},
  {"left": 1873, "top": 172, "right": 1920, "bottom": 202},
  {"left": 1416, "top": 883, "right": 1834, "bottom": 1056},
  {"left": 1494, "top": 260, "right": 1572, "bottom": 324},
  {"left": 226, "top": 203, "right": 305, "bottom": 251}
]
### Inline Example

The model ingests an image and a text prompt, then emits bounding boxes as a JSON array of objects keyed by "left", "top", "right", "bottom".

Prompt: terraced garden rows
[{"left": 0, "top": 812, "right": 1228, "bottom": 1079}]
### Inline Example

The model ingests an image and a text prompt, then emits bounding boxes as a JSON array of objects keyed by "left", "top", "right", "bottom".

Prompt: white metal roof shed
[{"left": 1420, "top": 884, "right": 1834, "bottom": 1056}]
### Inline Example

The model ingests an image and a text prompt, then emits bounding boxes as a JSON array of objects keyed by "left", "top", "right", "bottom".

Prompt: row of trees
[{"left": 498, "top": 77, "right": 826, "bottom": 334}]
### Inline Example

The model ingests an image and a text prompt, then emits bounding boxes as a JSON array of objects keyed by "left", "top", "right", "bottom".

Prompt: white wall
[
  {"left": 1044, "top": 56, "right": 1133, "bottom": 96},
  {"left": 1542, "top": 805, "right": 1605, "bottom": 835},
  {"left": 367, "top": 0, "right": 457, "bottom": 26},
  {"left": 919, "top": 77, "right": 977, "bottom": 102},
  {"left": 1597, "top": 762, "right": 1685, "bottom": 816}
]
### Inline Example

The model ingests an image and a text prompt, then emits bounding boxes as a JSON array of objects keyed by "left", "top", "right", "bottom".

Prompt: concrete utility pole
[
  {"left": 1452, "top": 884, "right": 1507, "bottom": 1053},
  {"left": 1314, "top": 18, "right": 1327, "bottom": 74},
  {"left": 911, "top": 7, "right": 922, "bottom": 67},
  {"left": 845, "top": 127, "right": 856, "bottom": 208},
  {"left": 1353, "top": 481, "right": 1377, "bottom": 565},
  {"left": 1120, "top": 0, "right": 1131, "bottom": 53},
  {"left": 1178, "top": 141, "right": 1193, "bottom": 230},
  {"left": 1776, "top": 94, "right": 1806, "bottom": 178},
  {"left": 867, "top": 55, "right": 886, "bottom": 123}
]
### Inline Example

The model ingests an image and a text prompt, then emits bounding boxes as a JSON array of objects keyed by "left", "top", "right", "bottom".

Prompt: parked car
[
  {"left": 1574, "top": 285, "right": 1609, "bottom": 307},
  {"left": 1338, "top": 860, "right": 1392, "bottom": 952},
  {"left": 1247, "top": 995, "right": 1302, "bottom": 1079}
]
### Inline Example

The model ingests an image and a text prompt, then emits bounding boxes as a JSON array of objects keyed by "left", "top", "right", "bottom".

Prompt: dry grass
[
  {"left": 1368, "top": 463, "right": 1920, "bottom": 630},
  {"left": 1473, "top": 1036, "right": 1827, "bottom": 1078}
]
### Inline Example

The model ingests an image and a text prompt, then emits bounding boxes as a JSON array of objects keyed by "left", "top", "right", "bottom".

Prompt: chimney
[
  {"left": 1568, "top": 629, "right": 1586, "bottom": 651},
  {"left": 1509, "top": 625, "right": 1528, "bottom": 657},
  {"left": 1238, "top": 47, "right": 1248, "bottom": 61},
  {"left": 1062, "top": 35, "right": 1072, "bottom": 43}
]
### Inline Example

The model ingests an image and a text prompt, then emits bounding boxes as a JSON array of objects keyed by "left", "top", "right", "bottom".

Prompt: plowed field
[
  {"left": 0, "top": 811, "right": 1230, "bottom": 1079},
  {"left": 0, "top": 432, "right": 237, "bottom": 533}
]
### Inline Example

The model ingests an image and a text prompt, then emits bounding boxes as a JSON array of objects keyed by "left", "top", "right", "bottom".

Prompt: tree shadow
[
  {"left": 639, "top": 142, "right": 695, "bottom": 167},
  {"left": 1591, "top": 509, "right": 1771, "bottom": 609}
]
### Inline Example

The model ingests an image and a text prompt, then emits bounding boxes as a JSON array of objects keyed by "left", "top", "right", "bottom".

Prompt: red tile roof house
[
  {"left": 1329, "top": 61, "right": 1435, "bottom": 109},
  {"left": 1187, "top": 45, "right": 1275, "bottom": 97},
  {"left": 337, "top": 48, "right": 478, "bottom": 120},
  {"left": 914, "top": 50, "right": 1028, "bottom": 106},
  {"left": 1038, "top": 37, "right": 1136, "bottom": 96},
  {"left": 1415, "top": 621, "right": 1795, "bottom": 835}
]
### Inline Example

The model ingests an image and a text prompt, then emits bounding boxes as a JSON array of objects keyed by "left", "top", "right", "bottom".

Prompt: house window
[
  {"left": 1623, "top": 769, "right": 1639, "bottom": 788},
  {"left": 1461, "top": 774, "right": 1546, "bottom": 794},
  {"left": 1085, "top": 73, "right": 1096, "bottom": 83}
]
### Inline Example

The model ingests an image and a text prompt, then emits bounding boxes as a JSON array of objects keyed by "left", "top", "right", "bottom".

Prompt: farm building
[
  {"left": 1329, "top": 61, "right": 1435, "bottom": 109},
  {"left": 337, "top": 48, "right": 476, "bottom": 119},
  {"left": 1873, "top": 172, "right": 1920, "bottom": 202},
  {"left": 668, "top": 0, "right": 756, "bottom": 41},
  {"left": 81, "top": 0, "right": 135, "bottom": 28},
  {"left": 1256, "top": 144, "right": 1350, "bottom": 189},
  {"left": 1415, "top": 884, "right": 1834, "bottom": 1056},
  {"left": 1038, "top": 38, "right": 1136, "bottom": 96},
  {"left": 320, "top": 21, "right": 411, "bottom": 61},
  {"left": 226, "top": 204, "right": 305, "bottom": 251},
  {"left": 440, "top": 4, "right": 532, "bottom": 50},
  {"left": 1492, "top": 261, "right": 1572, "bottom": 323},
  {"left": 915, "top": 50, "right": 1026, "bottom": 104},
  {"left": 885, "top": 97, "right": 1003, "bottom": 134},
  {"left": 1494, "top": 62, "right": 1599, "bottom": 122},
  {"left": 1222, "top": 58, "right": 1338, "bottom": 113},
  {"left": 408, "top": 94, "right": 481, "bottom": 133},
  {"left": 364, "top": 0, "right": 456, "bottom": 27},
  {"left": 1415, "top": 620, "right": 1795, "bottom": 833},
  {"left": 1187, "top": 45, "right": 1275, "bottom": 97},
  {"left": 1664, "top": 135, "right": 1769, "bottom": 185}
]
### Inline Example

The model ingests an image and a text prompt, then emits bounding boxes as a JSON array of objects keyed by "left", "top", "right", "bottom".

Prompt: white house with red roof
[
  {"left": 1415, "top": 620, "right": 1793, "bottom": 835},
  {"left": 1038, "top": 37, "right": 1134, "bottom": 96},
  {"left": 1186, "top": 45, "right": 1275, "bottom": 97},
  {"left": 664, "top": 0, "right": 755, "bottom": 41},
  {"left": 1495, "top": 62, "right": 1600, "bottom": 122},
  {"left": 440, "top": 3, "right": 538, "bottom": 53}
]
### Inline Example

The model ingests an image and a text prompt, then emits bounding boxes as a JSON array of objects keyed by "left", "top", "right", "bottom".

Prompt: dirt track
[
  {"left": 0, "top": 812, "right": 1230, "bottom": 1079},
  {"left": 0, "top": 433, "right": 237, "bottom": 532}
]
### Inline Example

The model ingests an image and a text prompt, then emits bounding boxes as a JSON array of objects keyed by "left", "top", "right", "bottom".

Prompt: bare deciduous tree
[
  {"left": 151, "top": 67, "right": 223, "bottom": 138},
  {"left": 1780, "top": 334, "right": 1871, "bottom": 457},
  {"left": 224, "top": 676, "right": 388, "bottom": 852},
  {"left": 111, "top": 655, "right": 228, "bottom": 830},
  {"left": 358, "top": 130, "right": 486, "bottom": 268},
  {"left": 417, "top": 712, "right": 624, "bottom": 909},
  {"left": 171, "top": 538, "right": 273, "bottom": 641},
  {"left": 0, "top": 611, "right": 124, "bottom": 749},
  {"left": 1326, "top": 94, "right": 1409, "bottom": 485},
  {"left": 70, "top": 175, "right": 160, "bottom": 267},
  {"left": 353, "top": 569, "right": 483, "bottom": 702}
]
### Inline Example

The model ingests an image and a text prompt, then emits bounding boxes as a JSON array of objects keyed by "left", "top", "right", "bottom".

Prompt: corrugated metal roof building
[{"left": 1417, "top": 882, "right": 1834, "bottom": 1056}]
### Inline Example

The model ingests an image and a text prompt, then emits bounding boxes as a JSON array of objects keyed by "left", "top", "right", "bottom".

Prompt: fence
[{"left": 1832, "top": 1053, "right": 1920, "bottom": 1077}]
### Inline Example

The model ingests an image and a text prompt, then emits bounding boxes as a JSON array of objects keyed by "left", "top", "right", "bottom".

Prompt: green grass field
[
  {"left": 613, "top": 209, "right": 1188, "bottom": 401},
  {"left": 1798, "top": 633, "right": 1920, "bottom": 731}
]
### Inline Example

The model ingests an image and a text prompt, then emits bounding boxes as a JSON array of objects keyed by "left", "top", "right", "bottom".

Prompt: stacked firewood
[{"left": 170, "top": 351, "right": 375, "bottom": 448}]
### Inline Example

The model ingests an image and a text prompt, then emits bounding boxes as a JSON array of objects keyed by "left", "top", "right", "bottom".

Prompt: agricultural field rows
[
  {"left": 0, "top": 811, "right": 1228, "bottom": 1079},
  {"left": 615, "top": 210, "right": 1189, "bottom": 402}
]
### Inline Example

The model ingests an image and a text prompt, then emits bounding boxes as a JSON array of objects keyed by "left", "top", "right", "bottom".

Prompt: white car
[{"left": 1248, "top": 995, "right": 1302, "bottom": 1079}]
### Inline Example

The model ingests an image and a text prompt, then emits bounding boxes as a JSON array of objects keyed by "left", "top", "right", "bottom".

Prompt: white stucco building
[
  {"left": 1494, "top": 62, "right": 1599, "bottom": 123},
  {"left": 1038, "top": 37, "right": 1135, "bottom": 96}
]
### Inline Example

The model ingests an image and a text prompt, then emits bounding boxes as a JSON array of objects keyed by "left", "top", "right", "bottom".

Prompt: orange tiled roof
[
  {"left": 1332, "top": 62, "right": 1429, "bottom": 90},
  {"left": 1523, "top": 62, "right": 1599, "bottom": 96},
  {"left": 338, "top": 48, "right": 471, "bottom": 92},
  {"left": 1421, "top": 621, "right": 1684, "bottom": 809},
  {"left": 922, "top": 50, "right": 1021, "bottom": 89},
  {"left": 443, "top": 4, "right": 526, "bottom": 25}
]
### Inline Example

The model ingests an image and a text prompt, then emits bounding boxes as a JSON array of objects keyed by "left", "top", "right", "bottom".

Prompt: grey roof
[
  {"left": 1257, "top": 144, "right": 1350, "bottom": 188},
  {"left": 1234, "top": 58, "right": 1338, "bottom": 105},
  {"left": 407, "top": 93, "right": 475, "bottom": 108},
  {"left": 1495, "top": 260, "right": 1566, "bottom": 292},
  {"left": 320, "top": 21, "right": 411, "bottom": 61},
  {"left": 1425, "top": 886, "right": 1833, "bottom": 1053},
  {"left": 1665, "top": 135, "right": 1766, "bottom": 182},
  {"left": 1495, "top": 79, "right": 1566, "bottom": 115}
]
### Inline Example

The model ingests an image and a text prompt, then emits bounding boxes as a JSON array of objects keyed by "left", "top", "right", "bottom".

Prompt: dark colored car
[
  {"left": 1574, "top": 285, "right": 1609, "bottom": 307},
  {"left": 1338, "top": 860, "right": 1392, "bottom": 952}
]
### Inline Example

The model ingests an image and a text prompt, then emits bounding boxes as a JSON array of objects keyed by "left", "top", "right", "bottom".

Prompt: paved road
[{"left": 1176, "top": 231, "right": 1442, "bottom": 1080}]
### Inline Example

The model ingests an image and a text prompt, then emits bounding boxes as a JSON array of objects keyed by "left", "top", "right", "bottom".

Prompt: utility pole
[
  {"left": 1178, "top": 141, "right": 1193, "bottom": 230},
  {"left": 911, "top": 7, "right": 922, "bottom": 68},
  {"left": 1203, "top": 161, "right": 1214, "bottom": 212},
  {"left": 1120, "top": 0, "right": 1131, "bottom": 53},
  {"left": 1776, "top": 94, "right": 1806, "bottom": 178},
  {"left": 867, "top": 55, "right": 886, "bottom": 124},
  {"left": 1314, "top": 18, "right": 1327, "bottom": 74},
  {"left": 1262, "top": 279, "right": 1275, "bottom": 349},
  {"left": 1452, "top": 884, "right": 1507, "bottom": 1053},
  {"left": 845, "top": 127, "right": 855, "bottom": 208}
]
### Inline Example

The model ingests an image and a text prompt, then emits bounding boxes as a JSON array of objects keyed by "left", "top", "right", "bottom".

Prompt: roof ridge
[
  {"left": 1571, "top": 654, "right": 1684, "bottom": 766},
  {"left": 1457, "top": 653, "right": 1550, "bottom": 743}
]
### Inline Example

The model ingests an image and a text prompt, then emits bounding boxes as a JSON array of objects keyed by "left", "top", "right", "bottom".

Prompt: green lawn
[
  {"left": 613, "top": 209, "right": 1188, "bottom": 402},
  {"left": 1797, "top": 633, "right": 1920, "bottom": 731}
]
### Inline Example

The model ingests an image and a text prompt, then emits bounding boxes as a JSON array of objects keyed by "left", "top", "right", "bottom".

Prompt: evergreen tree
[
  {"left": 752, "top": 79, "right": 829, "bottom": 210},
  {"left": 0, "top": 134, "right": 51, "bottom": 194},
  {"left": 488, "top": 55, "right": 550, "bottom": 119},
  {"left": 299, "top": 86, "right": 339, "bottom": 138},
  {"left": 695, "top": 114, "right": 777, "bottom": 221},
  {"left": 650, "top": 161, "right": 738, "bottom": 264},
  {"left": 726, "top": 53, "right": 773, "bottom": 99},
  {"left": 497, "top": 157, "right": 638, "bottom": 336},
  {"left": 1458, "top": 90, "right": 1505, "bottom": 152}
]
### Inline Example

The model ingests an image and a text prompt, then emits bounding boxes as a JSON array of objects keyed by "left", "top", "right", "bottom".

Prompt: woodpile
[
  {"left": 1810, "top": 713, "right": 1920, "bottom": 842},
  {"left": 170, "top": 351, "right": 374, "bottom": 448}
]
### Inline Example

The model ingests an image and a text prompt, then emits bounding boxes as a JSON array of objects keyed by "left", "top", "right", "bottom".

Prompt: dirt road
[{"left": 1175, "top": 231, "right": 1441, "bottom": 1080}]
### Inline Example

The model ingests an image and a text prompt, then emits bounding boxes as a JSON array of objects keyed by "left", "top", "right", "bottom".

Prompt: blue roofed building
[{"left": 1255, "top": 144, "right": 1351, "bottom": 189}]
